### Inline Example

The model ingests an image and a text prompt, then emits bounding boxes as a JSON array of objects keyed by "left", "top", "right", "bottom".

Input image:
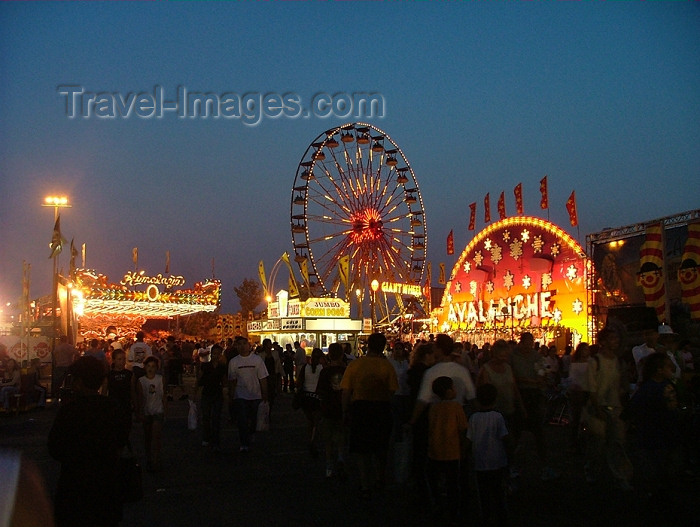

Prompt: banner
[
  {"left": 165, "top": 251, "right": 170, "bottom": 274},
  {"left": 438, "top": 263, "right": 446, "bottom": 284},
  {"left": 468, "top": 203, "right": 476, "bottom": 231},
  {"left": 70, "top": 238, "right": 78, "bottom": 275},
  {"left": 447, "top": 230, "right": 454, "bottom": 255},
  {"left": 540, "top": 176, "right": 549, "bottom": 209},
  {"left": 566, "top": 191, "right": 578, "bottom": 227},
  {"left": 49, "top": 215, "right": 63, "bottom": 258},
  {"left": 81, "top": 242, "right": 86, "bottom": 268},
  {"left": 636, "top": 223, "right": 665, "bottom": 322},
  {"left": 300, "top": 258, "right": 310, "bottom": 288},
  {"left": 337, "top": 255, "right": 350, "bottom": 290},
  {"left": 258, "top": 260, "right": 268, "bottom": 293},
  {"left": 484, "top": 193, "right": 491, "bottom": 223},
  {"left": 497, "top": 192, "right": 506, "bottom": 220},
  {"left": 514, "top": 183, "right": 523, "bottom": 215},
  {"left": 679, "top": 222, "right": 700, "bottom": 320},
  {"left": 132, "top": 247, "right": 138, "bottom": 269}
]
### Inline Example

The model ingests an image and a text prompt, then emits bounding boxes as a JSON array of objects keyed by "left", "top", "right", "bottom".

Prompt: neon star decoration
[
  {"left": 474, "top": 251, "right": 484, "bottom": 267},
  {"left": 454, "top": 281, "right": 462, "bottom": 293},
  {"left": 486, "top": 281, "right": 495, "bottom": 294},
  {"left": 503, "top": 270, "right": 514, "bottom": 291},
  {"left": 572, "top": 298, "right": 583, "bottom": 315},
  {"left": 566, "top": 264, "right": 578, "bottom": 281},
  {"left": 503, "top": 230, "right": 511, "bottom": 242},
  {"left": 551, "top": 243, "right": 561, "bottom": 257},
  {"left": 532, "top": 235, "right": 544, "bottom": 253},
  {"left": 509, "top": 239, "right": 523, "bottom": 260},
  {"left": 553, "top": 308, "right": 563, "bottom": 323},
  {"left": 541, "top": 272, "right": 553, "bottom": 290},
  {"left": 470, "top": 281, "right": 478, "bottom": 295},
  {"left": 463, "top": 261, "right": 471, "bottom": 273},
  {"left": 521, "top": 229, "right": 530, "bottom": 242},
  {"left": 522, "top": 275, "right": 532, "bottom": 289},
  {"left": 484, "top": 238, "right": 493, "bottom": 250},
  {"left": 490, "top": 244, "right": 503, "bottom": 264}
]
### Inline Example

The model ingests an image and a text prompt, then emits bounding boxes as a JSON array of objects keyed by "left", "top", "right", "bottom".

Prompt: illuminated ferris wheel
[{"left": 290, "top": 122, "right": 427, "bottom": 316}]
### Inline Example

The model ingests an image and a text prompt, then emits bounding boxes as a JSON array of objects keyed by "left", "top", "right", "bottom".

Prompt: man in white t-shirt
[
  {"left": 631, "top": 328, "right": 658, "bottom": 383},
  {"left": 128, "top": 331, "right": 152, "bottom": 380},
  {"left": 228, "top": 338, "right": 268, "bottom": 452}
]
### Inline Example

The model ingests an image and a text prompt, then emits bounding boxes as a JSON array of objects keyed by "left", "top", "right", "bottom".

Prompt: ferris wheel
[{"left": 290, "top": 122, "right": 427, "bottom": 319}]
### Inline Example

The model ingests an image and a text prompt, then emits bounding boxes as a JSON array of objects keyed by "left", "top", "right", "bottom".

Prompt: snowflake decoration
[
  {"left": 503, "top": 230, "right": 511, "bottom": 242},
  {"left": 445, "top": 293, "right": 452, "bottom": 304},
  {"left": 503, "top": 270, "right": 514, "bottom": 291},
  {"left": 521, "top": 229, "right": 530, "bottom": 242},
  {"left": 552, "top": 308, "right": 563, "bottom": 323},
  {"left": 522, "top": 275, "right": 532, "bottom": 289},
  {"left": 470, "top": 281, "right": 478, "bottom": 296},
  {"left": 541, "top": 273, "right": 553, "bottom": 290},
  {"left": 486, "top": 281, "right": 494, "bottom": 294},
  {"left": 484, "top": 238, "right": 493, "bottom": 250},
  {"left": 509, "top": 239, "right": 523, "bottom": 260},
  {"left": 572, "top": 298, "right": 583, "bottom": 315},
  {"left": 474, "top": 251, "right": 484, "bottom": 267},
  {"left": 532, "top": 235, "right": 544, "bottom": 254},
  {"left": 490, "top": 244, "right": 503, "bottom": 265},
  {"left": 454, "top": 281, "right": 462, "bottom": 293},
  {"left": 566, "top": 264, "right": 578, "bottom": 281},
  {"left": 463, "top": 261, "right": 471, "bottom": 274},
  {"left": 550, "top": 243, "right": 561, "bottom": 257}
]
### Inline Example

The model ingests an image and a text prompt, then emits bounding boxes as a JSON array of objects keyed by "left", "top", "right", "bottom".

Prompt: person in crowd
[
  {"left": 510, "top": 332, "right": 559, "bottom": 481},
  {"left": 316, "top": 342, "right": 347, "bottom": 479},
  {"left": 107, "top": 348, "right": 133, "bottom": 442},
  {"left": 543, "top": 344, "right": 561, "bottom": 388},
  {"left": 197, "top": 344, "right": 227, "bottom": 450},
  {"left": 282, "top": 343, "right": 295, "bottom": 393},
  {"left": 629, "top": 352, "right": 681, "bottom": 504},
  {"left": 128, "top": 331, "right": 152, "bottom": 382},
  {"left": 294, "top": 341, "right": 307, "bottom": 380},
  {"left": 165, "top": 336, "right": 184, "bottom": 401},
  {"left": 467, "top": 383, "right": 513, "bottom": 527},
  {"left": 476, "top": 339, "right": 524, "bottom": 434},
  {"left": 260, "top": 339, "right": 282, "bottom": 419},
  {"left": 632, "top": 327, "right": 658, "bottom": 384},
  {"left": 0, "top": 358, "right": 21, "bottom": 411},
  {"left": 560, "top": 345, "right": 573, "bottom": 379},
  {"left": 427, "top": 376, "right": 467, "bottom": 524},
  {"left": 567, "top": 342, "right": 591, "bottom": 452},
  {"left": 405, "top": 341, "right": 436, "bottom": 506},
  {"left": 48, "top": 356, "right": 128, "bottom": 527},
  {"left": 84, "top": 339, "right": 108, "bottom": 370},
  {"left": 388, "top": 341, "right": 411, "bottom": 440},
  {"left": 228, "top": 338, "right": 268, "bottom": 452},
  {"left": 297, "top": 347, "right": 325, "bottom": 457},
  {"left": 53, "top": 335, "right": 77, "bottom": 399},
  {"left": 341, "top": 332, "right": 398, "bottom": 499},
  {"left": 27, "top": 358, "right": 47, "bottom": 408},
  {"left": 136, "top": 356, "right": 166, "bottom": 471},
  {"left": 584, "top": 327, "right": 633, "bottom": 490}
]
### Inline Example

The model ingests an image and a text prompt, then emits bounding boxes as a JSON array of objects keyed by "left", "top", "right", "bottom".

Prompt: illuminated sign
[
  {"left": 302, "top": 298, "right": 350, "bottom": 318},
  {"left": 281, "top": 318, "right": 304, "bottom": 330},
  {"left": 121, "top": 271, "right": 186, "bottom": 288},
  {"left": 381, "top": 282, "right": 422, "bottom": 297}
]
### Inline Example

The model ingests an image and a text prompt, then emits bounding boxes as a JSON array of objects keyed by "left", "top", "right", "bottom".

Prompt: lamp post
[
  {"left": 370, "top": 279, "right": 379, "bottom": 332},
  {"left": 42, "top": 195, "right": 70, "bottom": 397},
  {"left": 355, "top": 287, "right": 363, "bottom": 320}
]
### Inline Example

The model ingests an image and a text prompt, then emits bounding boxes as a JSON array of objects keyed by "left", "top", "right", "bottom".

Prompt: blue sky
[{"left": 1, "top": 1, "right": 699, "bottom": 313}]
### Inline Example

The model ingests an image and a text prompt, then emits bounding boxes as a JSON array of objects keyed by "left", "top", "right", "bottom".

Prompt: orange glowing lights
[{"left": 350, "top": 208, "right": 384, "bottom": 244}]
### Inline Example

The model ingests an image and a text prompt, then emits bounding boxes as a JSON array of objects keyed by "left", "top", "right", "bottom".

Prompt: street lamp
[
  {"left": 370, "top": 279, "right": 379, "bottom": 332},
  {"left": 42, "top": 195, "right": 71, "bottom": 397},
  {"left": 355, "top": 287, "right": 363, "bottom": 320}
]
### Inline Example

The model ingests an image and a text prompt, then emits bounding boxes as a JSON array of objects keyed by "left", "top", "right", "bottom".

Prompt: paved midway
[{"left": 1, "top": 373, "right": 698, "bottom": 527}]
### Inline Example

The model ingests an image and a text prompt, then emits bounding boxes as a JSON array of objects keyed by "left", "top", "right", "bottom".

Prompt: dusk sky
[{"left": 1, "top": 2, "right": 699, "bottom": 314}]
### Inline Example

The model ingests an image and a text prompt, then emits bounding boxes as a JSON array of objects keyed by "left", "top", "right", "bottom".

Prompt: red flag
[
  {"left": 447, "top": 230, "right": 454, "bottom": 255},
  {"left": 484, "top": 194, "right": 491, "bottom": 223},
  {"left": 514, "top": 183, "right": 523, "bottom": 215},
  {"left": 540, "top": 176, "right": 549, "bottom": 209},
  {"left": 566, "top": 190, "right": 578, "bottom": 227},
  {"left": 497, "top": 192, "right": 506, "bottom": 220},
  {"left": 468, "top": 202, "right": 476, "bottom": 231}
]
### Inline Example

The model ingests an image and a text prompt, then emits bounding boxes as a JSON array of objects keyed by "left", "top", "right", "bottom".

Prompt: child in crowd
[
  {"left": 136, "top": 356, "right": 166, "bottom": 471},
  {"left": 427, "top": 376, "right": 468, "bottom": 523},
  {"left": 467, "top": 383, "right": 513, "bottom": 527}
]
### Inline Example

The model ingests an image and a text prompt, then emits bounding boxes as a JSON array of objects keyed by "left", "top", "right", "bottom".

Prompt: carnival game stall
[{"left": 436, "top": 216, "right": 589, "bottom": 348}]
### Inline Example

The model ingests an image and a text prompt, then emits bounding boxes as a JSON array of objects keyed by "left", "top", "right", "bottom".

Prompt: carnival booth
[
  {"left": 248, "top": 290, "right": 362, "bottom": 351},
  {"left": 436, "top": 216, "right": 589, "bottom": 348}
]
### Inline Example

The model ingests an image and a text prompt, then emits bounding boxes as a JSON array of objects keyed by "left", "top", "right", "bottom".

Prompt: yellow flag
[
  {"left": 288, "top": 275, "right": 299, "bottom": 297},
  {"left": 338, "top": 255, "right": 350, "bottom": 289},
  {"left": 438, "top": 263, "right": 446, "bottom": 284},
  {"left": 427, "top": 262, "right": 432, "bottom": 281},
  {"left": 132, "top": 247, "right": 138, "bottom": 269},
  {"left": 258, "top": 260, "right": 268, "bottom": 294},
  {"left": 300, "top": 258, "right": 310, "bottom": 288}
]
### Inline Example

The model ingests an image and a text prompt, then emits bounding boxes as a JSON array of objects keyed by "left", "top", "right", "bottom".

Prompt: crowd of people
[{"left": 3, "top": 323, "right": 696, "bottom": 527}]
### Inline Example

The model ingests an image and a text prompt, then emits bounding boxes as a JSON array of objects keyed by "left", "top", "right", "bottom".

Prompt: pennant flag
[
  {"left": 514, "top": 183, "right": 523, "bottom": 215},
  {"left": 540, "top": 176, "right": 549, "bottom": 209},
  {"left": 497, "top": 192, "right": 506, "bottom": 220},
  {"left": 484, "top": 193, "right": 491, "bottom": 223},
  {"left": 258, "top": 260, "right": 268, "bottom": 294},
  {"left": 566, "top": 190, "right": 578, "bottom": 227},
  {"left": 281, "top": 252, "right": 300, "bottom": 295},
  {"left": 300, "top": 258, "right": 310, "bottom": 288},
  {"left": 70, "top": 238, "right": 78, "bottom": 274},
  {"left": 81, "top": 243, "right": 86, "bottom": 268},
  {"left": 49, "top": 215, "right": 64, "bottom": 258},
  {"left": 337, "top": 255, "right": 350, "bottom": 290},
  {"left": 468, "top": 203, "right": 476, "bottom": 231},
  {"left": 423, "top": 262, "right": 432, "bottom": 300},
  {"left": 678, "top": 222, "right": 700, "bottom": 320},
  {"left": 288, "top": 275, "right": 299, "bottom": 297},
  {"left": 637, "top": 223, "right": 666, "bottom": 322},
  {"left": 438, "top": 263, "right": 446, "bottom": 284},
  {"left": 132, "top": 247, "right": 138, "bottom": 269},
  {"left": 165, "top": 251, "right": 170, "bottom": 274},
  {"left": 447, "top": 230, "right": 455, "bottom": 255},
  {"left": 22, "top": 261, "right": 31, "bottom": 325}
]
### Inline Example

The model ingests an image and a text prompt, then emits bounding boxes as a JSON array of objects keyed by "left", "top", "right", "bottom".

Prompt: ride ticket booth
[{"left": 247, "top": 290, "right": 362, "bottom": 352}]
